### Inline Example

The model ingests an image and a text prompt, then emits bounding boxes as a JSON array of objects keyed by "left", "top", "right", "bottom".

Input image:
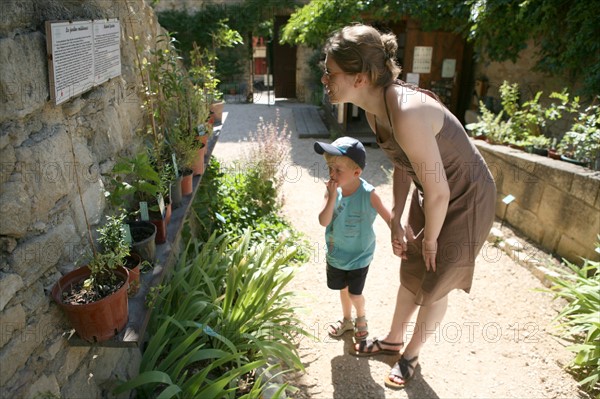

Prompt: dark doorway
[{"left": 273, "top": 16, "right": 297, "bottom": 98}]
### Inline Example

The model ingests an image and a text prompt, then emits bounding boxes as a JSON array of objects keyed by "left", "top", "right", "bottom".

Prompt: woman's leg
[
  {"left": 354, "top": 284, "right": 417, "bottom": 353},
  {"left": 386, "top": 294, "right": 449, "bottom": 386},
  {"left": 402, "top": 294, "right": 448, "bottom": 358}
]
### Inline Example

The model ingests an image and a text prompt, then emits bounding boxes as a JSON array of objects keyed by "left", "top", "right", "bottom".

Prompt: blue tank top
[{"left": 325, "top": 178, "right": 377, "bottom": 270}]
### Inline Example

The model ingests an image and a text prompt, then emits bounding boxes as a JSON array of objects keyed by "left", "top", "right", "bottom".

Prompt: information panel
[
  {"left": 46, "top": 19, "right": 121, "bottom": 105},
  {"left": 412, "top": 46, "right": 433, "bottom": 74}
]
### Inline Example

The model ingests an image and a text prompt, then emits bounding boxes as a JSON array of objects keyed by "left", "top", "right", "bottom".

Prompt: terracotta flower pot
[
  {"left": 149, "top": 211, "right": 167, "bottom": 245},
  {"left": 125, "top": 253, "right": 141, "bottom": 296},
  {"left": 210, "top": 101, "right": 224, "bottom": 125},
  {"left": 181, "top": 169, "right": 193, "bottom": 196},
  {"left": 51, "top": 266, "right": 129, "bottom": 343},
  {"left": 191, "top": 146, "right": 206, "bottom": 176}
]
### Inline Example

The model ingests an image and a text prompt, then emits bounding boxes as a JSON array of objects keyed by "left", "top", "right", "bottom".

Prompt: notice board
[{"left": 45, "top": 19, "right": 121, "bottom": 105}]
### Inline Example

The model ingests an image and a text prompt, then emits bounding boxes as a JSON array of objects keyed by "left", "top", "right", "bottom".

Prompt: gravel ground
[{"left": 212, "top": 102, "right": 589, "bottom": 399}]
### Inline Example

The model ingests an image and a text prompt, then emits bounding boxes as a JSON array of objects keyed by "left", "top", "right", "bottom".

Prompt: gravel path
[{"left": 212, "top": 102, "right": 588, "bottom": 399}]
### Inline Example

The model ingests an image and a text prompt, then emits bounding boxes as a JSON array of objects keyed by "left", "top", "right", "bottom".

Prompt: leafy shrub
[
  {"left": 558, "top": 100, "right": 600, "bottom": 164},
  {"left": 542, "top": 243, "right": 600, "bottom": 396},
  {"left": 115, "top": 232, "right": 308, "bottom": 398}
]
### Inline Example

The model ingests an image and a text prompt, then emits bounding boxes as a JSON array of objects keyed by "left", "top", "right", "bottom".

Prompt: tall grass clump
[
  {"left": 542, "top": 242, "right": 600, "bottom": 397},
  {"left": 115, "top": 232, "right": 309, "bottom": 398}
]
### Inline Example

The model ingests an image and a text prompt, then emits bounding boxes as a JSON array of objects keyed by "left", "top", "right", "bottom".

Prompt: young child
[{"left": 314, "top": 136, "right": 391, "bottom": 340}]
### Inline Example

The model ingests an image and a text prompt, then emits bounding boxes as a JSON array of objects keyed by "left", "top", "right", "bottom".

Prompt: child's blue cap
[{"left": 314, "top": 136, "right": 366, "bottom": 169}]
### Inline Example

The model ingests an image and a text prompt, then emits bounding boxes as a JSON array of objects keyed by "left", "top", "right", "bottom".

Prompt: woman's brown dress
[{"left": 376, "top": 83, "right": 497, "bottom": 305}]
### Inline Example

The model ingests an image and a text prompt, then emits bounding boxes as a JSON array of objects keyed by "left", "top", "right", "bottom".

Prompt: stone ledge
[{"left": 65, "top": 118, "right": 226, "bottom": 347}]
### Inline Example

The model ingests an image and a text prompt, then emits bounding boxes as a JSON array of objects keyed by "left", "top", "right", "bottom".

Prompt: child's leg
[
  {"left": 349, "top": 292, "right": 367, "bottom": 339},
  {"left": 347, "top": 266, "right": 370, "bottom": 339},
  {"left": 326, "top": 264, "right": 354, "bottom": 337},
  {"left": 340, "top": 287, "right": 352, "bottom": 320}
]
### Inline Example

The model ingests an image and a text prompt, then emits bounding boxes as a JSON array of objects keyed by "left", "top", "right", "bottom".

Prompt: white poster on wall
[
  {"left": 47, "top": 20, "right": 95, "bottom": 105},
  {"left": 412, "top": 46, "right": 433, "bottom": 74},
  {"left": 46, "top": 19, "right": 121, "bottom": 105},
  {"left": 442, "top": 58, "right": 456, "bottom": 78},
  {"left": 93, "top": 19, "right": 121, "bottom": 85}
]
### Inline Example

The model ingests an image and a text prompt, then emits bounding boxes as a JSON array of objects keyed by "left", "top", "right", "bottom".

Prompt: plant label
[{"left": 139, "top": 201, "right": 149, "bottom": 221}]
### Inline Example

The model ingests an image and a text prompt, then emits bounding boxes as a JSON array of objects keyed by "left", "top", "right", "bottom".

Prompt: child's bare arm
[
  {"left": 318, "top": 180, "right": 337, "bottom": 226},
  {"left": 370, "top": 190, "right": 392, "bottom": 228}
]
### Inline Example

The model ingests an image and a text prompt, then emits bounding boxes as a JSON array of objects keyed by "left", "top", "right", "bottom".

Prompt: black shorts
[{"left": 326, "top": 263, "right": 370, "bottom": 295}]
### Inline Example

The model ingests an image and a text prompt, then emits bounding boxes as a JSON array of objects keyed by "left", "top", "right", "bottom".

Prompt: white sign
[
  {"left": 412, "top": 46, "right": 433, "bottom": 74},
  {"left": 93, "top": 19, "right": 121, "bottom": 85},
  {"left": 46, "top": 19, "right": 121, "bottom": 105},
  {"left": 442, "top": 59, "right": 456, "bottom": 78}
]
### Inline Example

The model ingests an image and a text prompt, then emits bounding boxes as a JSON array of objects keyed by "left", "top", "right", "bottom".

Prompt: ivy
[{"left": 281, "top": 0, "right": 600, "bottom": 96}]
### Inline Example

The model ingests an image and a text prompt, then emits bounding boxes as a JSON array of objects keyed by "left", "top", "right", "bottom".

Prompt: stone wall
[
  {"left": 0, "top": 1, "right": 163, "bottom": 397},
  {"left": 475, "top": 141, "right": 600, "bottom": 264}
]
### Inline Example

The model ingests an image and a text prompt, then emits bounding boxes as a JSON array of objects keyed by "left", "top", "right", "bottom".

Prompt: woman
[{"left": 321, "top": 24, "right": 496, "bottom": 389}]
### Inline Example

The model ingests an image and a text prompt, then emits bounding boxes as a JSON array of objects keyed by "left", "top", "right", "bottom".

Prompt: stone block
[
  {"left": 556, "top": 235, "right": 592, "bottom": 265},
  {"left": 501, "top": 167, "right": 544, "bottom": 213},
  {"left": 487, "top": 227, "right": 504, "bottom": 243},
  {"left": 0, "top": 1, "right": 36, "bottom": 36},
  {"left": 72, "top": 179, "right": 106, "bottom": 233},
  {"left": 0, "top": 32, "right": 48, "bottom": 123},
  {"left": 0, "top": 324, "right": 42, "bottom": 387},
  {"left": 61, "top": 364, "right": 102, "bottom": 399},
  {"left": 535, "top": 162, "right": 574, "bottom": 191},
  {"left": 23, "top": 373, "right": 60, "bottom": 399},
  {"left": 56, "top": 346, "right": 90, "bottom": 385},
  {"left": 537, "top": 185, "right": 572, "bottom": 228},
  {"left": 14, "top": 127, "right": 83, "bottom": 223},
  {"left": 506, "top": 206, "right": 544, "bottom": 243},
  {"left": 570, "top": 173, "right": 600, "bottom": 208},
  {"left": 0, "top": 181, "right": 31, "bottom": 237},
  {"left": 20, "top": 281, "right": 48, "bottom": 314},
  {"left": 0, "top": 273, "right": 24, "bottom": 312},
  {"left": 0, "top": 144, "right": 16, "bottom": 184},
  {"left": 9, "top": 221, "right": 77, "bottom": 287},
  {"left": 0, "top": 304, "right": 26, "bottom": 348}
]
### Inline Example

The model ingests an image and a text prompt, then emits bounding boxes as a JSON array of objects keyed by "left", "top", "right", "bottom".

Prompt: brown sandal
[
  {"left": 353, "top": 337, "right": 403, "bottom": 357},
  {"left": 384, "top": 355, "right": 419, "bottom": 389}
]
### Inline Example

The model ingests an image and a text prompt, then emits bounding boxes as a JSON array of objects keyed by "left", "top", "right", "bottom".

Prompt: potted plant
[
  {"left": 51, "top": 220, "right": 130, "bottom": 343},
  {"left": 166, "top": 124, "right": 202, "bottom": 194},
  {"left": 558, "top": 100, "right": 600, "bottom": 169},
  {"left": 110, "top": 151, "right": 168, "bottom": 245},
  {"left": 526, "top": 135, "right": 551, "bottom": 156},
  {"left": 190, "top": 21, "right": 243, "bottom": 125},
  {"left": 97, "top": 212, "right": 143, "bottom": 296}
]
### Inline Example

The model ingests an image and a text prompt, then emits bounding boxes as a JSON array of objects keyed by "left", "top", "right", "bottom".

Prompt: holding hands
[{"left": 391, "top": 223, "right": 438, "bottom": 272}]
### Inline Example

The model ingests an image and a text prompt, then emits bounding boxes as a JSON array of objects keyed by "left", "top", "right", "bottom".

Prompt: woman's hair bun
[{"left": 381, "top": 33, "right": 398, "bottom": 60}]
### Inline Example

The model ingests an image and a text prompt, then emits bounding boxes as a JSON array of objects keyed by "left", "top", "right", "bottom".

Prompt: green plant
[
  {"left": 541, "top": 243, "right": 600, "bottom": 396},
  {"left": 81, "top": 214, "right": 130, "bottom": 299},
  {"left": 558, "top": 99, "right": 600, "bottom": 165},
  {"left": 465, "top": 102, "right": 511, "bottom": 144},
  {"left": 281, "top": 0, "right": 600, "bottom": 96},
  {"left": 109, "top": 151, "right": 164, "bottom": 215},
  {"left": 244, "top": 110, "right": 291, "bottom": 195},
  {"left": 115, "top": 232, "right": 309, "bottom": 398},
  {"left": 166, "top": 123, "right": 203, "bottom": 172}
]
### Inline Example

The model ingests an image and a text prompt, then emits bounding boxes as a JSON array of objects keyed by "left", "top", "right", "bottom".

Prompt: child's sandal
[
  {"left": 328, "top": 318, "right": 354, "bottom": 337},
  {"left": 354, "top": 316, "right": 368, "bottom": 340}
]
